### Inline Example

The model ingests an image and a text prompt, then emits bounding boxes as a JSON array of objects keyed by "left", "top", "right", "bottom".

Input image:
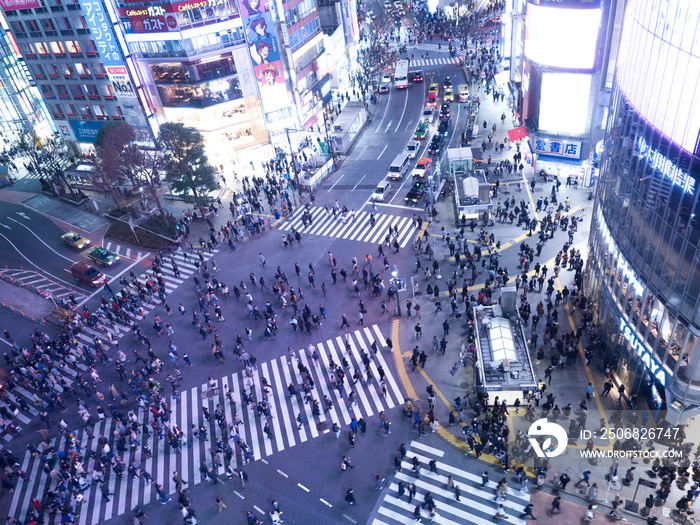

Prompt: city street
[{"left": 0, "top": 7, "right": 677, "bottom": 525}]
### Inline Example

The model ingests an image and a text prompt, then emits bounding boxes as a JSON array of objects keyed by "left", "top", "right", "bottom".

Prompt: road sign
[{"left": 638, "top": 479, "right": 657, "bottom": 489}]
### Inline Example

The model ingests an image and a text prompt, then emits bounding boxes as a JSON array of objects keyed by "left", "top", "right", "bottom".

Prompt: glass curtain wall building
[{"left": 586, "top": 0, "right": 700, "bottom": 425}]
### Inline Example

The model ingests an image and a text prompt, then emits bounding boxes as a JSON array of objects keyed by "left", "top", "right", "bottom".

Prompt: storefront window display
[
  {"left": 157, "top": 77, "right": 242, "bottom": 108},
  {"left": 151, "top": 57, "right": 235, "bottom": 84}
]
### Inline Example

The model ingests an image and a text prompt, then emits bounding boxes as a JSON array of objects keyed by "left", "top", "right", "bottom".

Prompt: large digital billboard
[
  {"left": 524, "top": 3, "right": 602, "bottom": 70},
  {"left": 616, "top": 0, "right": 700, "bottom": 155},
  {"left": 538, "top": 72, "right": 592, "bottom": 135}
]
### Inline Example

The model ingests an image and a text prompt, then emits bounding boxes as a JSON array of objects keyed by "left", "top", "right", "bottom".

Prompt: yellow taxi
[
  {"left": 444, "top": 87, "right": 454, "bottom": 103},
  {"left": 428, "top": 83, "right": 440, "bottom": 95},
  {"left": 61, "top": 231, "right": 91, "bottom": 249}
]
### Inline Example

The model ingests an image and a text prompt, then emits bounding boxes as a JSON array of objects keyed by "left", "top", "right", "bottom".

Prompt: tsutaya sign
[
  {"left": 637, "top": 137, "right": 696, "bottom": 195},
  {"left": 619, "top": 317, "right": 667, "bottom": 387},
  {"left": 597, "top": 207, "right": 645, "bottom": 296}
]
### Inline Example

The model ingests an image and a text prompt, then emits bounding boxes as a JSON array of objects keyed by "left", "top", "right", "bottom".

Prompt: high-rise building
[
  {"left": 586, "top": 0, "right": 700, "bottom": 425},
  {"left": 1, "top": 0, "right": 154, "bottom": 146},
  {"left": 0, "top": 19, "right": 54, "bottom": 139}
]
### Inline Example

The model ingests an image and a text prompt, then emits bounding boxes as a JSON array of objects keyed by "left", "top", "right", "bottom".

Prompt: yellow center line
[{"left": 522, "top": 173, "right": 540, "bottom": 223}]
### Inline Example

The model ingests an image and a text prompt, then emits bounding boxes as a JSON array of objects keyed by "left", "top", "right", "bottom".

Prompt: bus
[{"left": 394, "top": 59, "right": 409, "bottom": 89}]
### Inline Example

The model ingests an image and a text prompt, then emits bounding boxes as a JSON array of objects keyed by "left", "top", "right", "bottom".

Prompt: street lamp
[{"left": 390, "top": 264, "right": 402, "bottom": 316}]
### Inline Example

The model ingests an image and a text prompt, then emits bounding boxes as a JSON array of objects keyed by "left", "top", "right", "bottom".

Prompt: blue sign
[
  {"left": 69, "top": 121, "right": 106, "bottom": 143},
  {"left": 619, "top": 317, "right": 666, "bottom": 387},
  {"left": 637, "top": 137, "right": 696, "bottom": 195},
  {"left": 531, "top": 136, "right": 582, "bottom": 159},
  {"left": 265, "top": 106, "right": 293, "bottom": 123},
  {"left": 78, "top": 0, "right": 126, "bottom": 69}
]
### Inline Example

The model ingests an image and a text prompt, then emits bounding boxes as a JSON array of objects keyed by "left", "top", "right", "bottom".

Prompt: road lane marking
[{"left": 298, "top": 483, "right": 310, "bottom": 492}]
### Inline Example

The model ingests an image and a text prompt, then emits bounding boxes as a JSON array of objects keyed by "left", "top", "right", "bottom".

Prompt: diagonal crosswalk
[
  {"left": 280, "top": 206, "right": 418, "bottom": 247},
  {"left": 8, "top": 325, "right": 403, "bottom": 525},
  {"left": 372, "top": 441, "right": 530, "bottom": 524}
]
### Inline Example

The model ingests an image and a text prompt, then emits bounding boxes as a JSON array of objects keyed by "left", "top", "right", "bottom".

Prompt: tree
[
  {"left": 128, "top": 144, "right": 168, "bottom": 219},
  {"left": 454, "top": 10, "right": 477, "bottom": 62},
  {"left": 93, "top": 122, "right": 135, "bottom": 210},
  {"left": 352, "top": 15, "right": 394, "bottom": 106},
  {"left": 158, "top": 123, "right": 217, "bottom": 206},
  {"left": 17, "top": 131, "right": 74, "bottom": 196}
]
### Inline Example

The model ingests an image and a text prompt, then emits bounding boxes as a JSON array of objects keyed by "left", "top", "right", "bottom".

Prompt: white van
[
  {"left": 458, "top": 84, "right": 470, "bottom": 102},
  {"left": 372, "top": 180, "right": 392, "bottom": 201},
  {"left": 387, "top": 153, "right": 410, "bottom": 180}
]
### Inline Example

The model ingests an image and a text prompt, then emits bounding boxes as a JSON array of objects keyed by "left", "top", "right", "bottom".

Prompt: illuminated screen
[
  {"left": 524, "top": 4, "right": 602, "bottom": 69},
  {"left": 616, "top": 0, "right": 700, "bottom": 154},
  {"left": 538, "top": 72, "right": 592, "bottom": 135}
]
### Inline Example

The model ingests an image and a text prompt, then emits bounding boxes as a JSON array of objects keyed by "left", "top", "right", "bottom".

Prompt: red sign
[{"left": 0, "top": 0, "right": 40, "bottom": 10}]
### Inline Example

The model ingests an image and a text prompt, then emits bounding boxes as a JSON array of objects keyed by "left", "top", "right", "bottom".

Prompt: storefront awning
[
  {"left": 303, "top": 116, "right": 318, "bottom": 131},
  {"left": 508, "top": 126, "right": 528, "bottom": 142}
]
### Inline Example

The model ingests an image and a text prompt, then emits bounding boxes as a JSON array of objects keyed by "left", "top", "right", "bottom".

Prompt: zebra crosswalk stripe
[
  {"left": 9, "top": 326, "right": 400, "bottom": 523},
  {"left": 373, "top": 441, "right": 530, "bottom": 525},
  {"left": 280, "top": 206, "right": 417, "bottom": 247}
]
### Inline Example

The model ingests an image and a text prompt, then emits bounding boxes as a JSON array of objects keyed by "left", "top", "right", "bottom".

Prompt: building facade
[
  {"left": 586, "top": 0, "right": 700, "bottom": 425},
  {"left": 1, "top": 0, "right": 153, "bottom": 145},
  {"left": 0, "top": 21, "right": 54, "bottom": 139}
]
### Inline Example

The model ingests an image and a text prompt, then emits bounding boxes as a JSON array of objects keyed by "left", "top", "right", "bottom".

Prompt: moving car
[
  {"left": 458, "top": 84, "right": 470, "bottom": 102},
  {"left": 61, "top": 231, "right": 90, "bottom": 249},
  {"left": 405, "top": 141, "right": 421, "bottom": 159},
  {"left": 378, "top": 84, "right": 390, "bottom": 94},
  {"left": 428, "top": 135, "right": 443, "bottom": 155},
  {"left": 443, "top": 77, "right": 453, "bottom": 88},
  {"left": 86, "top": 246, "right": 120, "bottom": 266},
  {"left": 413, "top": 122, "right": 429, "bottom": 139},
  {"left": 428, "top": 83, "right": 440, "bottom": 95},
  {"left": 382, "top": 73, "right": 392, "bottom": 84},
  {"left": 439, "top": 103, "right": 450, "bottom": 118},
  {"left": 437, "top": 117, "right": 451, "bottom": 136},
  {"left": 412, "top": 158, "right": 432, "bottom": 179},
  {"left": 421, "top": 107, "right": 435, "bottom": 123},
  {"left": 412, "top": 71, "right": 423, "bottom": 83},
  {"left": 427, "top": 92, "right": 438, "bottom": 108},
  {"left": 444, "top": 87, "right": 454, "bottom": 102},
  {"left": 70, "top": 262, "right": 107, "bottom": 287},
  {"left": 405, "top": 181, "right": 425, "bottom": 204},
  {"left": 372, "top": 180, "right": 392, "bottom": 201}
]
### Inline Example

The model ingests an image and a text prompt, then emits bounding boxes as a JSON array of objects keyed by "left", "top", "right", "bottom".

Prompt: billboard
[
  {"left": 69, "top": 121, "right": 106, "bottom": 143},
  {"left": 0, "top": 0, "right": 39, "bottom": 10},
  {"left": 239, "top": 0, "right": 291, "bottom": 120},
  {"left": 538, "top": 72, "right": 591, "bottom": 135},
  {"left": 531, "top": 136, "right": 583, "bottom": 160},
  {"left": 524, "top": 3, "right": 602, "bottom": 70},
  {"left": 79, "top": 0, "right": 137, "bottom": 99}
]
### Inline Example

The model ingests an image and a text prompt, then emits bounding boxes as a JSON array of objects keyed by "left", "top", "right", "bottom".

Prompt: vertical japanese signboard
[{"left": 79, "top": 0, "right": 137, "bottom": 99}]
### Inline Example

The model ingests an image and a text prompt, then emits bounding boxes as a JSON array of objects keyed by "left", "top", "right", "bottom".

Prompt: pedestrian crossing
[
  {"left": 279, "top": 206, "right": 418, "bottom": 247},
  {"left": 372, "top": 441, "right": 530, "bottom": 525},
  {"left": 410, "top": 56, "right": 461, "bottom": 68},
  {"left": 8, "top": 325, "right": 404, "bottom": 525},
  {"left": 102, "top": 242, "right": 147, "bottom": 261}
]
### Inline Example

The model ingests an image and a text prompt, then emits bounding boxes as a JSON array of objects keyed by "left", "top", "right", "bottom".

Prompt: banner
[{"left": 0, "top": 0, "right": 39, "bottom": 10}]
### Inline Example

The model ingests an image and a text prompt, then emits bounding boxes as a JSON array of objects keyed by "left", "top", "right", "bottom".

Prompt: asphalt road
[{"left": 0, "top": 16, "right": 501, "bottom": 525}]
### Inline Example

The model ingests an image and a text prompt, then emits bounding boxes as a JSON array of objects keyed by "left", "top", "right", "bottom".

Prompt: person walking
[
  {"left": 345, "top": 488, "right": 355, "bottom": 505},
  {"left": 454, "top": 484, "right": 461, "bottom": 502},
  {"left": 216, "top": 496, "right": 227, "bottom": 513},
  {"left": 551, "top": 496, "right": 561, "bottom": 514},
  {"left": 520, "top": 503, "right": 537, "bottom": 520},
  {"left": 480, "top": 470, "right": 489, "bottom": 488}
]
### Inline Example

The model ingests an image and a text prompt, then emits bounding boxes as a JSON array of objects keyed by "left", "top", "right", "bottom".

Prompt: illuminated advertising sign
[
  {"left": 79, "top": 0, "right": 137, "bottom": 101},
  {"left": 118, "top": 0, "right": 233, "bottom": 33},
  {"left": 0, "top": 0, "right": 39, "bottom": 11},
  {"left": 538, "top": 72, "right": 591, "bottom": 135},
  {"left": 596, "top": 207, "right": 645, "bottom": 297},
  {"left": 69, "top": 121, "right": 106, "bottom": 143},
  {"left": 240, "top": 0, "right": 290, "bottom": 122},
  {"left": 524, "top": 3, "right": 602, "bottom": 70},
  {"left": 531, "top": 136, "right": 582, "bottom": 160},
  {"left": 636, "top": 137, "right": 696, "bottom": 195},
  {"left": 617, "top": 0, "right": 700, "bottom": 155},
  {"left": 619, "top": 317, "right": 666, "bottom": 387}
]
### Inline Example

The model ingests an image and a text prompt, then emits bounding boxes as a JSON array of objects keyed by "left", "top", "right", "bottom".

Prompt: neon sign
[
  {"left": 637, "top": 137, "right": 696, "bottom": 195},
  {"left": 597, "top": 208, "right": 645, "bottom": 296},
  {"left": 619, "top": 317, "right": 666, "bottom": 387}
]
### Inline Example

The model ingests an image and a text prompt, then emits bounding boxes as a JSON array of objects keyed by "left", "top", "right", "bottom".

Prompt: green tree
[
  {"left": 17, "top": 131, "right": 74, "bottom": 196},
  {"left": 93, "top": 122, "right": 135, "bottom": 210},
  {"left": 158, "top": 123, "right": 217, "bottom": 206}
]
